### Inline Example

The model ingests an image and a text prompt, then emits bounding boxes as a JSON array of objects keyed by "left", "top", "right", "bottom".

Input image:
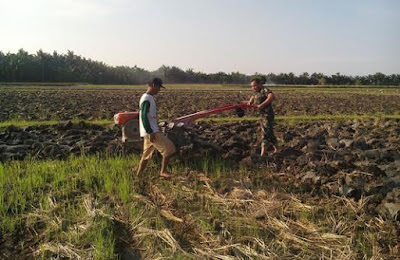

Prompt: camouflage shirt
[{"left": 252, "top": 88, "right": 274, "bottom": 118}]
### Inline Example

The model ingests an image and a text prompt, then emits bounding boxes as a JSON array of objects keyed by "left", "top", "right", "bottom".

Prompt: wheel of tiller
[
  {"left": 122, "top": 119, "right": 141, "bottom": 143},
  {"left": 236, "top": 107, "right": 245, "bottom": 117}
]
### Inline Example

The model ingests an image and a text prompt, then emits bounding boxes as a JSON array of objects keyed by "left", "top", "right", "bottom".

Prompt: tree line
[{"left": 0, "top": 49, "right": 399, "bottom": 85}]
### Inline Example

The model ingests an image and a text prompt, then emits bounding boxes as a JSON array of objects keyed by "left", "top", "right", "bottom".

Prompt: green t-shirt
[{"left": 252, "top": 88, "right": 274, "bottom": 118}]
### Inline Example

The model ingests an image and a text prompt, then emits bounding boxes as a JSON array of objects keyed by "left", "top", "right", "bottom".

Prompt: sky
[{"left": 0, "top": 0, "right": 399, "bottom": 75}]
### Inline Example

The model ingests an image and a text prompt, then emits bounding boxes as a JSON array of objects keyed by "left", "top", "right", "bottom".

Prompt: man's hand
[
  {"left": 247, "top": 96, "right": 254, "bottom": 106},
  {"left": 257, "top": 104, "right": 263, "bottom": 110},
  {"left": 150, "top": 133, "right": 156, "bottom": 143}
]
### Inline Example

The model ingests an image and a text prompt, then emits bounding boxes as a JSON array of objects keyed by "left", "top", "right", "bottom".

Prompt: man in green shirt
[{"left": 248, "top": 78, "right": 277, "bottom": 156}]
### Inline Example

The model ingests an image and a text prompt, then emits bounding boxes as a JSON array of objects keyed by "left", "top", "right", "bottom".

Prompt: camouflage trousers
[{"left": 260, "top": 116, "right": 277, "bottom": 148}]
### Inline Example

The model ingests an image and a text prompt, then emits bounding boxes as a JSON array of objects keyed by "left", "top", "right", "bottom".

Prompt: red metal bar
[
  {"left": 173, "top": 101, "right": 257, "bottom": 126},
  {"left": 114, "top": 101, "right": 257, "bottom": 126}
]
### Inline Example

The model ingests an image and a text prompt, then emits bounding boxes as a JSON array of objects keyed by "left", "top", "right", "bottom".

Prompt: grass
[
  {"left": 275, "top": 87, "right": 400, "bottom": 96},
  {"left": 201, "top": 113, "right": 400, "bottom": 123},
  {"left": 1, "top": 83, "right": 399, "bottom": 91},
  {"left": 0, "top": 83, "right": 241, "bottom": 90},
  {"left": 0, "top": 154, "right": 399, "bottom": 259},
  {"left": 1, "top": 113, "right": 399, "bottom": 129},
  {"left": 82, "top": 84, "right": 241, "bottom": 90},
  {"left": 0, "top": 118, "right": 113, "bottom": 129}
]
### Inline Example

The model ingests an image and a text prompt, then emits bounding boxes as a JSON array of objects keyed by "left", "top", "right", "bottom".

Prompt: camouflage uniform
[{"left": 252, "top": 88, "right": 277, "bottom": 148}]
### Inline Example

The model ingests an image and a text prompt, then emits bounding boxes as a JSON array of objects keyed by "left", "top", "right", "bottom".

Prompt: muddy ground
[
  {"left": 1, "top": 89, "right": 400, "bottom": 121},
  {"left": 1, "top": 119, "right": 399, "bottom": 221}
]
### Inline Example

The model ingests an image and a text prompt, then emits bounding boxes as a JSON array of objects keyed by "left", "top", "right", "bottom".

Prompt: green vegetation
[
  {"left": 2, "top": 113, "right": 399, "bottom": 129},
  {"left": 202, "top": 113, "right": 400, "bottom": 123},
  {"left": 0, "top": 119, "right": 113, "bottom": 129},
  {"left": 1, "top": 49, "right": 399, "bottom": 85},
  {"left": 274, "top": 86, "right": 400, "bottom": 96},
  {"left": 0, "top": 114, "right": 400, "bottom": 128},
  {"left": 1, "top": 83, "right": 400, "bottom": 91},
  {"left": 1, "top": 154, "right": 398, "bottom": 259}
]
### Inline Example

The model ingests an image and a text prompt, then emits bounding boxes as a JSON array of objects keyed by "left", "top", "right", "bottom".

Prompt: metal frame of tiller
[{"left": 114, "top": 101, "right": 257, "bottom": 143}]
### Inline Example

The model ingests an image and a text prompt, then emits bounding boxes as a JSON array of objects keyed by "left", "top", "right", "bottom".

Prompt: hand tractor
[{"left": 114, "top": 101, "right": 257, "bottom": 148}]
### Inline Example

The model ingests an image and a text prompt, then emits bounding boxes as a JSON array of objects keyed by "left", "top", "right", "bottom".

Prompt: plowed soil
[{"left": 1, "top": 88, "right": 400, "bottom": 121}]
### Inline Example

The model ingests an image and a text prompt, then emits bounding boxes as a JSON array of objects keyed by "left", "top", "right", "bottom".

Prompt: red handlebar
[
  {"left": 114, "top": 101, "right": 257, "bottom": 126},
  {"left": 173, "top": 101, "right": 257, "bottom": 126}
]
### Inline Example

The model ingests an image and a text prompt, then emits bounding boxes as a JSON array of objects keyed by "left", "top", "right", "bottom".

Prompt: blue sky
[{"left": 0, "top": 0, "right": 399, "bottom": 75}]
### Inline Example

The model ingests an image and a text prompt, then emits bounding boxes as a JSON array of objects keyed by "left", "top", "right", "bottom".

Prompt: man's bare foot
[{"left": 160, "top": 172, "right": 173, "bottom": 178}]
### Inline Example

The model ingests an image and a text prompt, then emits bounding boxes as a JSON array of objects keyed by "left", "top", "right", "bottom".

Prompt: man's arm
[
  {"left": 247, "top": 96, "right": 254, "bottom": 105},
  {"left": 141, "top": 101, "right": 153, "bottom": 134},
  {"left": 258, "top": 92, "right": 275, "bottom": 109}
]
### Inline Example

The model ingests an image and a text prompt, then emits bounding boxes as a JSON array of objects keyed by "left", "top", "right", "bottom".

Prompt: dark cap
[{"left": 148, "top": 77, "right": 165, "bottom": 89}]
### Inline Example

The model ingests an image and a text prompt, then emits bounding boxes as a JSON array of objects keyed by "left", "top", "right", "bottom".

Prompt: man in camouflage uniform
[{"left": 248, "top": 78, "right": 277, "bottom": 156}]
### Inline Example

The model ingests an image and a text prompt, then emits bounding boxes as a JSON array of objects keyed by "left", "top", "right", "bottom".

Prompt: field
[
  {"left": 1, "top": 84, "right": 400, "bottom": 122},
  {"left": 1, "top": 84, "right": 400, "bottom": 259}
]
